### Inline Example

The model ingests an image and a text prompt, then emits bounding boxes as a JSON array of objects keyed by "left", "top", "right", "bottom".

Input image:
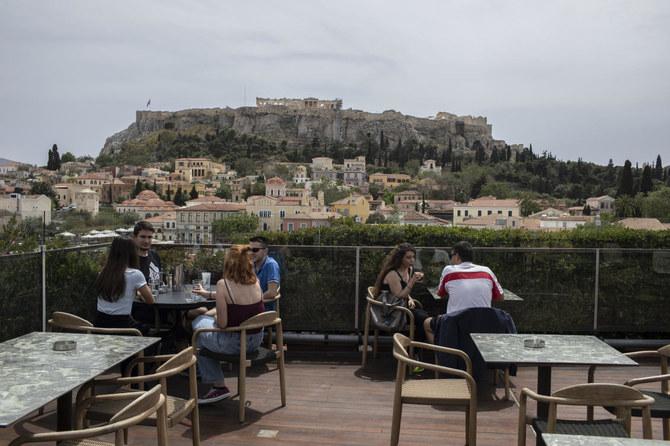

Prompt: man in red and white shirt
[{"left": 424, "top": 241, "right": 504, "bottom": 343}]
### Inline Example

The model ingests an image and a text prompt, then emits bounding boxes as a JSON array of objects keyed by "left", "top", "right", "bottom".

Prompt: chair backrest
[
  {"left": 49, "top": 311, "right": 94, "bottom": 331},
  {"left": 156, "top": 346, "right": 197, "bottom": 376},
  {"left": 240, "top": 310, "right": 281, "bottom": 331},
  {"left": 553, "top": 383, "right": 652, "bottom": 408},
  {"left": 110, "top": 384, "right": 165, "bottom": 423},
  {"left": 49, "top": 311, "right": 142, "bottom": 336}
]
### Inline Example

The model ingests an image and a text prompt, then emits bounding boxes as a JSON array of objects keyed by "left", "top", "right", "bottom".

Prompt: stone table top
[
  {"left": 135, "top": 290, "right": 216, "bottom": 310},
  {"left": 470, "top": 334, "right": 638, "bottom": 367},
  {"left": 542, "top": 434, "right": 670, "bottom": 445},
  {"left": 0, "top": 331, "right": 159, "bottom": 427}
]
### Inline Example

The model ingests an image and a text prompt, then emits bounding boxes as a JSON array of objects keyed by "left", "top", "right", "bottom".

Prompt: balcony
[{"left": 1, "top": 245, "right": 669, "bottom": 444}]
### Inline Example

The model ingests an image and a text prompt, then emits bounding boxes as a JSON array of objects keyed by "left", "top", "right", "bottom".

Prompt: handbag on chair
[{"left": 369, "top": 290, "right": 408, "bottom": 332}]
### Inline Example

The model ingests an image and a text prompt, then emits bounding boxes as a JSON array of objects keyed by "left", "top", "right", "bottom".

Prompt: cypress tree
[
  {"left": 640, "top": 165, "right": 653, "bottom": 194},
  {"left": 132, "top": 179, "right": 142, "bottom": 198},
  {"left": 190, "top": 185, "right": 199, "bottom": 200},
  {"left": 617, "top": 160, "right": 634, "bottom": 196},
  {"left": 655, "top": 155, "right": 663, "bottom": 180}
]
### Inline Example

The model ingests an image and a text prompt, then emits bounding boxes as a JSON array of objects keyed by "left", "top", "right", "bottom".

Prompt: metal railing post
[
  {"left": 593, "top": 248, "right": 600, "bottom": 332},
  {"left": 41, "top": 244, "right": 47, "bottom": 332},
  {"left": 355, "top": 246, "right": 360, "bottom": 330}
]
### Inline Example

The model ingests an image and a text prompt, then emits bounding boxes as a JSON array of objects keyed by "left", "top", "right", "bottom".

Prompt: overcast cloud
[{"left": 1, "top": 0, "right": 668, "bottom": 166}]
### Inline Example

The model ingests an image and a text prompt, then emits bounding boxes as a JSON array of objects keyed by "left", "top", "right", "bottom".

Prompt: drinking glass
[
  {"left": 201, "top": 272, "right": 211, "bottom": 291},
  {"left": 191, "top": 279, "right": 203, "bottom": 302}
]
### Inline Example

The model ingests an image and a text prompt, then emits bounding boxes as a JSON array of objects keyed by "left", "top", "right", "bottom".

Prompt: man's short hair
[
  {"left": 452, "top": 241, "right": 474, "bottom": 262},
  {"left": 249, "top": 236, "right": 268, "bottom": 247},
  {"left": 133, "top": 221, "right": 155, "bottom": 236}
]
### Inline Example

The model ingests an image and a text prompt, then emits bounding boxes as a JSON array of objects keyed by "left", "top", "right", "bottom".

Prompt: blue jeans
[{"left": 192, "top": 315, "right": 263, "bottom": 384}]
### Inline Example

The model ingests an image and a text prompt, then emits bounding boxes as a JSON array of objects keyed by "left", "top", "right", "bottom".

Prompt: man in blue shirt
[{"left": 249, "top": 236, "right": 280, "bottom": 310}]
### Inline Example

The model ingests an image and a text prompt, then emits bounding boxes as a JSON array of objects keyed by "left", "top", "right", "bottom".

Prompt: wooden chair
[
  {"left": 192, "top": 311, "right": 287, "bottom": 423},
  {"left": 589, "top": 344, "right": 670, "bottom": 439},
  {"left": 9, "top": 384, "right": 168, "bottom": 446},
  {"left": 517, "top": 383, "right": 654, "bottom": 446},
  {"left": 263, "top": 287, "right": 281, "bottom": 349},
  {"left": 49, "top": 311, "right": 143, "bottom": 337},
  {"left": 76, "top": 346, "right": 201, "bottom": 446},
  {"left": 362, "top": 286, "right": 422, "bottom": 367},
  {"left": 391, "top": 333, "right": 477, "bottom": 446}
]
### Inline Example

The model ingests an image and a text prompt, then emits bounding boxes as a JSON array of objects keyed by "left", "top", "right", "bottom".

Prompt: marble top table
[
  {"left": 542, "top": 434, "right": 670, "bottom": 445},
  {"left": 0, "top": 331, "right": 159, "bottom": 429},
  {"left": 470, "top": 334, "right": 637, "bottom": 420}
]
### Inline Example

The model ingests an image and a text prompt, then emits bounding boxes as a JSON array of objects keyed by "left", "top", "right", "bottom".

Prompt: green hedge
[{"left": 251, "top": 225, "right": 670, "bottom": 249}]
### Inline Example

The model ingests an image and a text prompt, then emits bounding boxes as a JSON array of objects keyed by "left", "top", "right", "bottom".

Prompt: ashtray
[
  {"left": 53, "top": 340, "right": 77, "bottom": 351},
  {"left": 523, "top": 338, "right": 545, "bottom": 349}
]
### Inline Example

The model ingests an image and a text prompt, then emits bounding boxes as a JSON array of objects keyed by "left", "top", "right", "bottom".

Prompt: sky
[{"left": 1, "top": 0, "right": 668, "bottom": 166}]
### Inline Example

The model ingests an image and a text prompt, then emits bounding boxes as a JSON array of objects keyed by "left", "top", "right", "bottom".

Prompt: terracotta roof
[
  {"left": 618, "top": 218, "right": 667, "bottom": 231},
  {"left": 145, "top": 212, "right": 176, "bottom": 222},
  {"left": 266, "top": 177, "right": 286, "bottom": 185},
  {"left": 187, "top": 196, "right": 227, "bottom": 203},
  {"left": 465, "top": 196, "right": 520, "bottom": 207},
  {"left": 136, "top": 190, "right": 161, "bottom": 200},
  {"left": 178, "top": 203, "right": 246, "bottom": 212}
]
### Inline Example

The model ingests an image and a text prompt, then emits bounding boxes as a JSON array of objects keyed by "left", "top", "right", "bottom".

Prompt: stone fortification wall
[
  {"left": 256, "top": 97, "right": 342, "bottom": 110},
  {"left": 101, "top": 106, "right": 506, "bottom": 157}
]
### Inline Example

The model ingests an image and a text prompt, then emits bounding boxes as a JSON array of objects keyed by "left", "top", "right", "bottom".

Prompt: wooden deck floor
[{"left": 1, "top": 349, "right": 666, "bottom": 446}]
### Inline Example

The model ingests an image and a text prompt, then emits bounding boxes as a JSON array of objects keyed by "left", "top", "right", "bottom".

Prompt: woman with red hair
[{"left": 193, "top": 244, "right": 265, "bottom": 404}]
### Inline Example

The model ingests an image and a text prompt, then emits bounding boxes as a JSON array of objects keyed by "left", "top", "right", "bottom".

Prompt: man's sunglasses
[{"left": 250, "top": 247, "right": 266, "bottom": 253}]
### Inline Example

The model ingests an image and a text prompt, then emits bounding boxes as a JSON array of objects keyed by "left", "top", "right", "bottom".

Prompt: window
[
  {"left": 488, "top": 210, "right": 492, "bottom": 215},
  {"left": 288, "top": 223, "right": 294, "bottom": 231},
  {"left": 508, "top": 210, "right": 512, "bottom": 216},
  {"left": 464, "top": 210, "right": 469, "bottom": 217},
  {"left": 478, "top": 210, "right": 482, "bottom": 217},
  {"left": 280, "top": 210, "right": 286, "bottom": 218},
  {"left": 457, "top": 210, "right": 461, "bottom": 217}
]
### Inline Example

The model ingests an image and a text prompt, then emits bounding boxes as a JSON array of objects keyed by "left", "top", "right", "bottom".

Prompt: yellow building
[
  {"left": 246, "top": 195, "right": 325, "bottom": 232},
  {"left": 368, "top": 173, "right": 411, "bottom": 189},
  {"left": 453, "top": 196, "right": 520, "bottom": 226},
  {"left": 330, "top": 194, "right": 370, "bottom": 223},
  {"left": 174, "top": 158, "right": 226, "bottom": 182}
]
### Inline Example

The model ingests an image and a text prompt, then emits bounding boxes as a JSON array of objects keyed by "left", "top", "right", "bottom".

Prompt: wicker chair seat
[
  {"left": 86, "top": 395, "right": 190, "bottom": 427},
  {"left": 532, "top": 418, "right": 629, "bottom": 442},
  {"left": 402, "top": 379, "right": 471, "bottom": 404},
  {"left": 200, "top": 346, "right": 277, "bottom": 366}
]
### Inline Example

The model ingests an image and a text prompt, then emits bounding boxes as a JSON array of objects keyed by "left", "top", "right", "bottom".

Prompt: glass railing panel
[
  {"left": 45, "top": 245, "right": 108, "bottom": 323},
  {"left": 0, "top": 251, "right": 41, "bottom": 342},
  {"left": 477, "top": 248, "right": 597, "bottom": 333},
  {"left": 597, "top": 249, "right": 670, "bottom": 334}
]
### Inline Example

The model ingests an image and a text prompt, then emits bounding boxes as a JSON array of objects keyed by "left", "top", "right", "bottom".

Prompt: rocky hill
[{"left": 101, "top": 106, "right": 515, "bottom": 158}]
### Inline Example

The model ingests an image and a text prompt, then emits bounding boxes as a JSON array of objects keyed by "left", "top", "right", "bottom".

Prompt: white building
[{"left": 0, "top": 194, "right": 52, "bottom": 224}]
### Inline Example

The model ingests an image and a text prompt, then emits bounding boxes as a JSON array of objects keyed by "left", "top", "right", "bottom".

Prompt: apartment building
[
  {"left": 176, "top": 202, "right": 246, "bottom": 244},
  {"left": 453, "top": 196, "right": 520, "bottom": 225},
  {"left": 368, "top": 173, "right": 412, "bottom": 189}
]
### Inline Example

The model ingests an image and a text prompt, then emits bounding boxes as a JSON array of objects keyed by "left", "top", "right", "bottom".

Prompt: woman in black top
[{"left": 373, "top": 243, "right": 429, "bottom": 340}]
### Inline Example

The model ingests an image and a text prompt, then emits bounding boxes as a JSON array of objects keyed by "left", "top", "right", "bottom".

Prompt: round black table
[{"left": 135, "top": 290, "right": 216, "bottom": 333}]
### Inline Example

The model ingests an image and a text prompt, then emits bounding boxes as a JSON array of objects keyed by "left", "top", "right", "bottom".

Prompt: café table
[
  {"left": 0, "top": 331, "right": 159, "bottom": 430},
  {"left": 470, "top": 334, "right": 637, "bottom": 420},
  {"left": 135, "top": 289, "right": 216, "bottom": 332},
  {"left": 542, "top": 433, "right": 670, "bottom": 445}
]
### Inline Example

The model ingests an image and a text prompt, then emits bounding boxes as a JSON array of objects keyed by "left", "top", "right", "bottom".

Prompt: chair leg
[
  {"left": 239, "top": 361, "right": 246, "bottom": 423},
  {"left": 266, "top": 326, "right": 274, "bottom": 350},
  {"left": 468, "top": 401, "right": 477, "bottom": 446},
  {"left": 390, "top": 401, "right": 403, "bottom": 446},
  {"left": 373, "top": 329, "right": 379, "bottom": 359},
  {"left": 664, "top": 418, "right": 670, "bottom": 440},
  {"left": 191, "top": 406, "right": 201, "bottom": 446},
  {"left": 362, "top": 304, "right": 371, "bottom": 367},
  {"left": 279, "top": 352, "right": 287, "bottom": 407},
  {"left": 504, "top": 368, "right": 510, "bottom": 401}
]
